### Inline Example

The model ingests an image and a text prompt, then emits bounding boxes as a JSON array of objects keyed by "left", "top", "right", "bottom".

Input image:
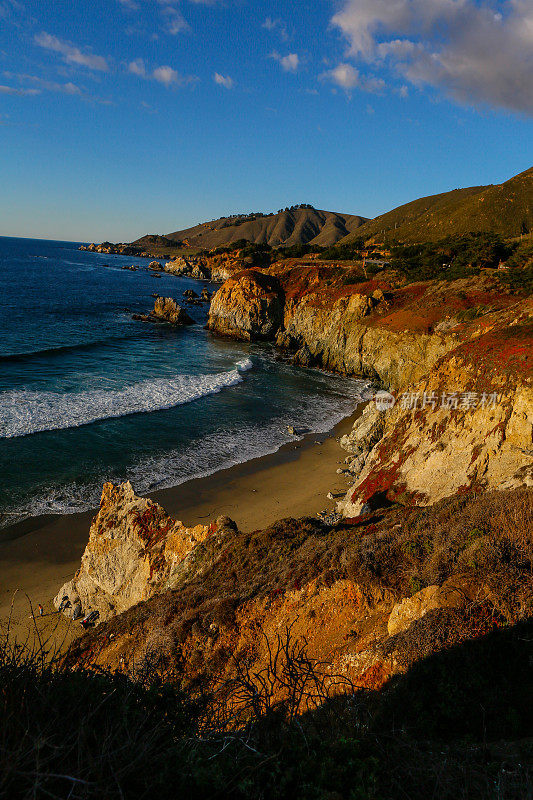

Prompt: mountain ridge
[
  {"left": 130, "top": 166, "right": 533, "bottom": 253},
  {"left": 133, "top": 207, "right": 369, "bottom": 250},
  {"left": 343, "top": 166, "right": 533, "bottom": 244}
]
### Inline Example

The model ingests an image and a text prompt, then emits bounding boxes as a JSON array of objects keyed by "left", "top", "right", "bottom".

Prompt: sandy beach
[{"left": 0, "top": 408, "right": 362, "bottom": 644}]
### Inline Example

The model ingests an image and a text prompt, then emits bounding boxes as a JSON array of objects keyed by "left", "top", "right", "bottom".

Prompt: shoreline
[{"left": 0, "top": 407, "right": 363, "bottom": 641}]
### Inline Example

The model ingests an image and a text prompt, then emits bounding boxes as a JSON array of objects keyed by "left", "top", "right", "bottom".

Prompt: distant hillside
[
  {"left": 344, "top": 166, "right": 533, "bottom": 244},
  {"left": 134, "top": 207, "right": 368, "bottom": 251}
]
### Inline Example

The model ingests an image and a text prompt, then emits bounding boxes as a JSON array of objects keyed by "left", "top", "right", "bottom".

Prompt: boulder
[
  {"left": 387, "top": 582, "right": 467, "bottom": 636},
  {"left": 207, "top": 270, "right": 284, "bottom": 341}
]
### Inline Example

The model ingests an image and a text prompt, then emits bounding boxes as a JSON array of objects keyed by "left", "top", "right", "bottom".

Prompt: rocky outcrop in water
[
  {"left": 132, "top": 297, "right": 195, "bottom": 325},
  {"left": 207, "top": 270, "right": 284, "bottom": 340},
  {"left": 54, "top": 482, "right": 237, "bottom": 623}
]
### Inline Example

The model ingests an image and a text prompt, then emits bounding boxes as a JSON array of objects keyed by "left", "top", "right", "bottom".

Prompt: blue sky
[{"left": 1, "top": 0, "right": 532, "bottom": 241}]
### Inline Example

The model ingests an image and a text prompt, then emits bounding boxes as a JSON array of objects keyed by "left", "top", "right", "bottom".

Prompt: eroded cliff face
[
  {"left": 338, "top": 311, "right": 533, "bottom": 515},
  {"left": 278, "top": 299, "right": 454, "bottom": 388},
  {"left": 207, "top": 265, "right": 533, "bottom": 509},
  {"left": 54, "top": 482, "right": 236, "bottom": 623},
  {"left": 207, "top": 270, "right": 284, "bottom": 340},
  {"left": 208, "top": 266, "right": 468, "bottom": 388}
]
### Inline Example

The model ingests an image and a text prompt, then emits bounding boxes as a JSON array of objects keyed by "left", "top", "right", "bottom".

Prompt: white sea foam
[
  {"left": 0, "top": 358, "right": 254, "bottom": 439},
  {"left": 1, "top": 377, "right": 370, "bottom": 527},
  {"left": 0, "top": 375, "right": 372, "bottom": 528}
]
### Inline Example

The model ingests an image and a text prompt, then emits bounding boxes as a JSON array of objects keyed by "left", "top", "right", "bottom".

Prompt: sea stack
[{"left": 133, "top": 297, "right": 195, "bottom": 325}]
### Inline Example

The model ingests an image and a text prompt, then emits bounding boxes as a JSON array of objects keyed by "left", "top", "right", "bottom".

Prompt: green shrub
[
  {"left": 273, "top": 243, "right": 324, "bottom": 260},
  {"left": 318, "top": 238, "right": 365, "bottom": 261},
  {"left": 391, "top": 232, "right": 516, "bottom": 281}
]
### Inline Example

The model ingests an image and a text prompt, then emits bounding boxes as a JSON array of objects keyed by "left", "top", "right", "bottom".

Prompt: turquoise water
[{"left": 0, "top": 236, "right": 369, "bottom": 526}]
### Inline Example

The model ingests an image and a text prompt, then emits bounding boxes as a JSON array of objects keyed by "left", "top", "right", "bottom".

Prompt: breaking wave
[
  {"left": 0, "top": 375, "right": 370, "bottom": 527},
  {"left": 0, "top": 358, "right": 254, "bottom": 439}
]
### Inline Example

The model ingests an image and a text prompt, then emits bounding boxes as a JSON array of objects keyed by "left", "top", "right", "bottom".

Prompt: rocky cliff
[
  {"left": 164, "top": 255, "right": 211, "bottom": 281},
  {"left": 164, "top": 249, "right": 258, "bottom": 283},
  {"left": 64, "top": 484, "right": 532, "bottom": 698},
  {"left": 54, "top": 482, "right": 236, "bottom": 623},
  {"left": 207, "top": 266, "right": 533, "bottom": 510}
]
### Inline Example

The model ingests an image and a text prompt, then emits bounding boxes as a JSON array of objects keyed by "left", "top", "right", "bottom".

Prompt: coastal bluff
[
  {"left": 53, "top": 250, "right": 532, "bottom": 763},
  {"left": 62, "top": 480, "right": 532, "bottom": 700},
  {"left": 207, "top": 265, "right": 533, "bottom": 511}
]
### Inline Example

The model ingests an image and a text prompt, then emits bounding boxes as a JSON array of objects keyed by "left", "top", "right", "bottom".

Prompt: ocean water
[{"left": 0, "top": 236, "right": 370, "bottom": 527}]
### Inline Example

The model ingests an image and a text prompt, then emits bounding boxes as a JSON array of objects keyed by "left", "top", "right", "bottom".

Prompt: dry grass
[
  {"left": 67, "top": 488, "right": 533, "bottom": 691},
  {"left": 347, "top": 488, "right": 533, "bottom": 617}
]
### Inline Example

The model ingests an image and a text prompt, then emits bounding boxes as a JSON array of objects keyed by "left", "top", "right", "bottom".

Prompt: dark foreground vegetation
[{"left": 1, "top": 618, "right": 532, "bottom": 800}]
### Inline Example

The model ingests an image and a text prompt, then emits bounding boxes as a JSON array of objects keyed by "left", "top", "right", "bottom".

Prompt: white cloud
[
  {"left": 128, "top": 58, "right": 146, "bottom": 77},
  {"left": 35, "top": 32, "right": 109, "bottom": 71},
  {"left": 271, "top": 51, "right": 300, "bottom": 72},
  {"left": 26, "top": 77, "right": 82, "bottom": 94},
  {"left": 331, "top": 0, "right": 533, "bottom": 114},
  {"left": 214, "top": 72, "right": 234, "bottom": 89},
  {"left": 119, "top": 0, "right": 204, "bottom": 36},
  {"left": 322, "top": 62, "right": 359, "bottom": 90},
  {"left": 1, "top": 72, "right": 109, "bottom": 102},
  {"left": 262, "top": 16, "right": 289, "bottom": 41},
  {"left": 155, "top": 0, "right": 190, "bottom": 33},
  {"left": 162, "top": 5, "right": 189, "bottom": 34},
  {"left": 321, "top": 62, "right": 384, "bottom": 93},
  {"left": 0, "top": 84, "right": 40, "bottom": 96},
  {"left": 128, "top": 58, "right": 197, "bottom": 88},
  {"left": 153, "top": 65, "right": 179, "bottom": 85}
]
